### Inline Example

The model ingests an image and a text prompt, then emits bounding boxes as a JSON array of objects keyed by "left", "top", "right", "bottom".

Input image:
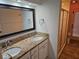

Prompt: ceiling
[{"left": 21, "top": 0, "right": 47, "bottom": 4}]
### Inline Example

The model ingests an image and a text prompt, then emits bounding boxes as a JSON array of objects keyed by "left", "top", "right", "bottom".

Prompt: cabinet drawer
[{"left": 39, "top": 39, "right": 48, "bottom": 48}]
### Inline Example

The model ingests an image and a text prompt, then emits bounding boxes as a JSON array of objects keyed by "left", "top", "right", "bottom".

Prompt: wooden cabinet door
[
  {"left": 58, "top": 9, "right": 69, "bottom": 57},
  {"left": 39, "top": 40, "right": 48, "bottom": 59},
  {"left": 43, "top": 43, "right": 48, "bottom": 59},
  {"left": 39, "top": 46, "right": 44, "bottom": 59},
  {"left": 20, "top": 52, "right": 30, "bottom": 59},
  {"left": 31, "top": 46, "right": 38, "bottom": 59},
  {"left": 58, "top": 10, "right": 64, "bottom": 53}
]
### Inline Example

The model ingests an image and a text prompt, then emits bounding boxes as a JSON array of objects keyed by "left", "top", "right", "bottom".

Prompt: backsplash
[
  {"left": 0, "top": 32, "right": 37, "bottom": 49},
  {"left": 0, "top": 32, "right": 49, "bottom": 50}
]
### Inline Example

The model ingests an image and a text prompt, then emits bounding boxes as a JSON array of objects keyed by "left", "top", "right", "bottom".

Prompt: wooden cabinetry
[
  {"left": 20, "top": 52, "right": 30, "bottom": 59},
  {"left": 19, "top": 39, "right": 48, "bottom": 59},
  {"left": 31, "top": 46, "right": 38, "bottom": 59},
  {"left": 39, "top": 40, "right": 48, "bottom": 59},
  {"left": 44, "top": 42, "right": 48, "bottom": 59},
  {"left": 58, "top": 9, "right": 69, "bottom": 57}
]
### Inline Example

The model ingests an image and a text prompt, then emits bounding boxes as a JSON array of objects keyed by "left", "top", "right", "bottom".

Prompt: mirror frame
[{"left": 0, "top": 4, "right": 36, "bottom": 38}]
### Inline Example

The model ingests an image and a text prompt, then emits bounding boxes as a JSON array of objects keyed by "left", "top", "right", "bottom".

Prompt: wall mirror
[{"left": 0, "top": 4, "right": 35, "bottom": 38}]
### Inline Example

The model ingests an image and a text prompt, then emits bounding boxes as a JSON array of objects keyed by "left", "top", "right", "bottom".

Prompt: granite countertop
[{"left": 3, "top": 33, "right": 49, "bottom": 59}]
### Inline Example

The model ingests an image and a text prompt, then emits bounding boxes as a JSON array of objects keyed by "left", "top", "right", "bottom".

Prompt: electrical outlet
[{"left": 39, "top": 18, "right": 45, "bottom": 25}]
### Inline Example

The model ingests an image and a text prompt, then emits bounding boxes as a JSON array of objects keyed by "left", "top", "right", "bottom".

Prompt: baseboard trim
[{"left": 58, "top": 43, "right": 66, "bottom": 59}]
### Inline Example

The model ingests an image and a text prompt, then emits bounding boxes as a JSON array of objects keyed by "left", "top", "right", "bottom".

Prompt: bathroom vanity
[
  {"left": 0, "top": 4, "right": 49, "bottom": 59},
  {"left": 19, "top": 38, "right": 48, "bottom": 59},
  {"left": 1, "top": 32, "right": 49, "bottom": 59}
]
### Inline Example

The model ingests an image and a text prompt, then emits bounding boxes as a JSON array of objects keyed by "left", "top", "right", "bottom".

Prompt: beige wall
[{"left": 35, "top": 0, "right": 60, "bottom": 58}]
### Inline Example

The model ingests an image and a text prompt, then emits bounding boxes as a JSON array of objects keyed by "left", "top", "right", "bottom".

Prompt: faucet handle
[
  {"left": 0, "top": 40, "right": 13, "bottom": 49},
  {"left": 7, "top": 40, "right": 13, "bottom": 46},
  {"left": 0, "top": 42, "right": 6, "bottom": 48}
]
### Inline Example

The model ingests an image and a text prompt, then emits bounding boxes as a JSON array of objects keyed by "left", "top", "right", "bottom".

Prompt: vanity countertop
[{"left": 3, "top": 33, "right": 49, "bottom": 59}]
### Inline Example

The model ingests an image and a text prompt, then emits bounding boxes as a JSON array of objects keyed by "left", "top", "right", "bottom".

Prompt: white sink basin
[
  {"left": 32, "top": 36, "right": 43, "bottom": 42},
  {"left": 2, "top": 47, "right": 21, "bottom": 59}
]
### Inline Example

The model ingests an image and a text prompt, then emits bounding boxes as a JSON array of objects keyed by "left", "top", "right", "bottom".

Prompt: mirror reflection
[{"left": 0, "top": 5, "right": 34, "bottom": 37}]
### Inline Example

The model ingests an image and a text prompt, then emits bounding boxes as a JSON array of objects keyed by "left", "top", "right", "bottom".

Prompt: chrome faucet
[
  {"left": 6, "top": 40, "right": 12, "bottom": 47},
  {"left": 0, "top": 40, "right": 13, "bottom": 49},
  {"left": 0, "top": 40, "right": 10, "bottom": 48}
]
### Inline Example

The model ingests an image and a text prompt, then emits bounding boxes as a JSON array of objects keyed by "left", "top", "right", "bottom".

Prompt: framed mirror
[{"left": 0, "top": 4, "right": 36, "bottom": 38}]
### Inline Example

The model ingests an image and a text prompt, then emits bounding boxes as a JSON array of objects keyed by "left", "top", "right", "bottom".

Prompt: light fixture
[
  {"left": 28, "top": 3, "right": 32, "bottom": 5},
  {"left": 16, "top": 0, "right": 22, "bottom": 2},
  {"left": 72, "top": 0, "right": 77, "bottom": 3}
]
